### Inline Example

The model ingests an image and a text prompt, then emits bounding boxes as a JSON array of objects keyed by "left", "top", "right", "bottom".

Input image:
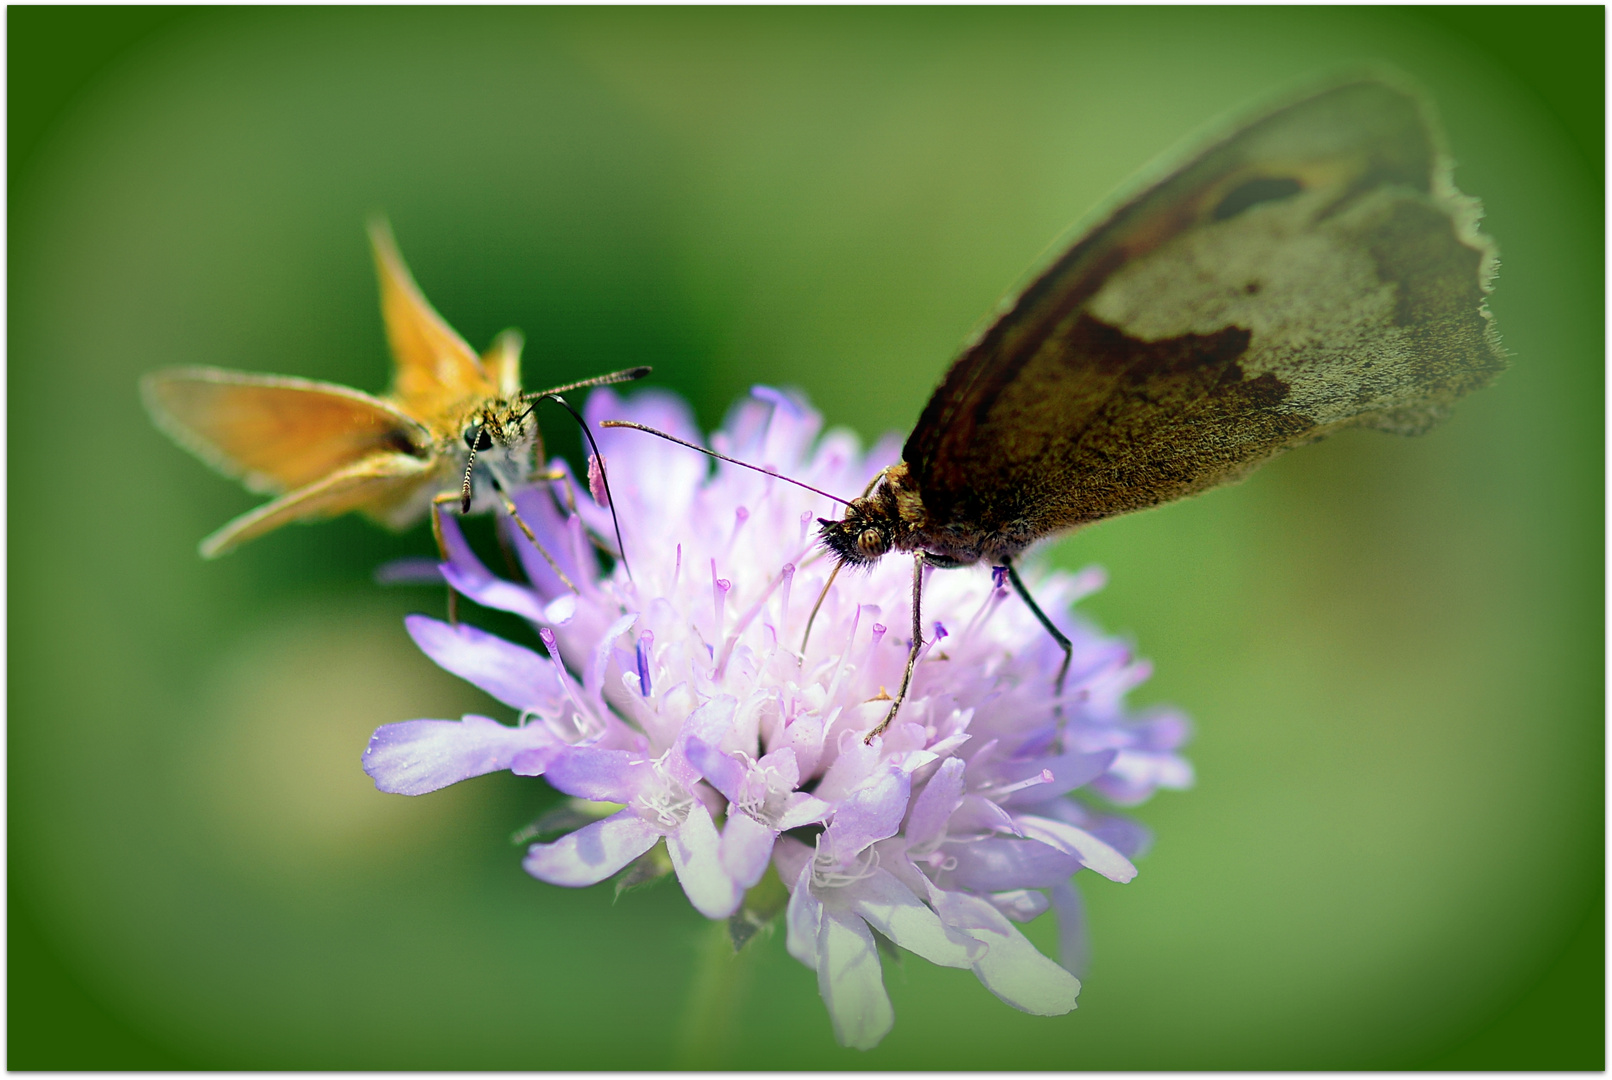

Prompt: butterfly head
[
  {"left": 818, "top": 498, "right": 897, "bottom": 567},
  {"left": 817, "top": 463, "right": 931, "bottom": 567},
  {"left": 458, "top": 398, "right": 542, "bottom": 513}
]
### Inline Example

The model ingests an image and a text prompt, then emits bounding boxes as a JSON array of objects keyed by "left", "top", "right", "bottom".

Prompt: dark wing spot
[
  {"left": 384, "top": 429, "right": 429, "bottom": 457},
  {"left": 1212, "top": 177, "right": 1304, "bottom": 222}
]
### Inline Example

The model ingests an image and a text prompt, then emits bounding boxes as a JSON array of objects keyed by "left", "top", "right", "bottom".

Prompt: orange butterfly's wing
[
  {"left": 903, "top": 77, "right": 1504, "bottom": 543},
  {"left": 141, "top": 367, "right": 435, "bottom": 494},
  {"left": 368, "top": 220, "right": 497, "bottom": 421},
  {"left": 198, "top": 452, "right": 443, "bottom": 558}
]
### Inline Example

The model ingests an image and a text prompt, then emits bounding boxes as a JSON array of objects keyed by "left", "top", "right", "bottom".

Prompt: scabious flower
[{"left": 364, "top": 386, "right": 1192, "bottom": 1050}]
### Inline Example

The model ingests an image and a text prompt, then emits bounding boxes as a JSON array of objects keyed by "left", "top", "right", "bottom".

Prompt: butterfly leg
[
  {"left": 865, "top": 551, "right": 927, "bottom": 744},
  {"left": 1003, "top": 559, "right": 1073, "bottom": 712},
  {"left": 430, "top": 492, "right": 463, "bottom": 625},
  {"left": 538, "top": 466, "right": 578, "bottom": 516},
  {"left": 487, "top": 479, "right": 580, "bottom": 595}
]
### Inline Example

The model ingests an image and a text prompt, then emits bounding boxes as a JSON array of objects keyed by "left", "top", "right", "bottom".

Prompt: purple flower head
[{"left": 364, "top": 386, "right": 1192, "bottom": 1049}]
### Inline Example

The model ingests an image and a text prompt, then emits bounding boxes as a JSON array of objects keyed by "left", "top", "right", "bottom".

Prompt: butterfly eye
[
  {"left": 464, "top": 425, "right": 493, "bottom": 451},
  {"left": 856, "top": 528, "right": 888, "bottom": 557}
]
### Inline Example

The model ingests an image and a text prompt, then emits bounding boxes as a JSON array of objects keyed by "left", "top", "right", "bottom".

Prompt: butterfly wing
[
  {"left": 198, "top": 452, "right": 443, "bottom": 558},
  {"left": 903, "top": 77, "right": 1505, "bottom": 542},
  {"left": 368, "top": 220, "right": 499, "bottom": 422},
  {"left": 141, "top": 366, "right": 435, "bottom": 493},
  {"left": 481, "top": 329, "right": 525, "bottom": 400}
]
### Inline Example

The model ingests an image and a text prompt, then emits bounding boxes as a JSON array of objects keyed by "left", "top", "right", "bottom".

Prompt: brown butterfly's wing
[
  {"left": 198, "top": 452, "right": 443, "bottom": 558},
  {"left": 141, "top": 366, "right": 435, "bottom": 493},
  {"left": 368, "top": 220, "right": 498, "bottom": 422},
  {"left": 903, "top": 77, "right": 1505, "bottom": 545}
]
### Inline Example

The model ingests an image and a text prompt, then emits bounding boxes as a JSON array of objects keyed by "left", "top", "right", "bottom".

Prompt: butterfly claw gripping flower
[{"left": 364, "top": 386, "right": 1191, "bottom": 1049}]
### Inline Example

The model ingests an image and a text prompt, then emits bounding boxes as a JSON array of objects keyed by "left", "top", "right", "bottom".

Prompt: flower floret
[{"left": 366, "top": 385, "right": 1192, "bottom": 1048}]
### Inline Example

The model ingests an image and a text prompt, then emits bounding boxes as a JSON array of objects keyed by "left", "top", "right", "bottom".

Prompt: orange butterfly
[{"left": 142, "top": 222, "right": 648, "bottom": 576}]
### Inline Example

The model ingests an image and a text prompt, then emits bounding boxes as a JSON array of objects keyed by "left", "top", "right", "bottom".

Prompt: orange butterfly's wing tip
[
  {"left": 365, "top": 219, "right": 492, "bottom": 416},
  {"left": 366, "top": 216, "right": 405, "bottom": 270}
]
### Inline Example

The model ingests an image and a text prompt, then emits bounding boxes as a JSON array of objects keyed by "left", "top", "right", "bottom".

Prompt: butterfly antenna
[
  {"left": 542, "top": 393, "right": 634, "bottom": 583},
  {"left": 518, "top": 367, "right": 653, "bottom": 417},
  {"left": 600, "top": 421, "right": 853, "bottom": 507},
  {"left": 460, "top": 443, "right": 480, "bottom": 514}
]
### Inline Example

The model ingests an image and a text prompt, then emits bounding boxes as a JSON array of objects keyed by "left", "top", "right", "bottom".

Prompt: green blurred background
[{"left": 9, "top": 6, "right": 1601, "bottom": 1069}]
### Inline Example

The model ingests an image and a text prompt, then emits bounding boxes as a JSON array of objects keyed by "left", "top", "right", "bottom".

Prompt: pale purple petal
[
  {"left": 506, "top": 484, "right": 585, "bottom": 598},
  {"left": 822, "top": 754, "right": 932, "bottom": 862},
  {"left": 682, "top": 695, "right": 740, "bottom": 748},
  {"left": 928, "top": 888, "right": 1080, "bottom": 1015},
  {"left": 405, "top": 615, "right": 558, "bottom": 713},
  {"left": 585, "top": 613, "right": 640, "bottom": 711},
  {"left": 1016, "top": 814, "right": 1138, "bottom": 883},
  {"left": 785, "top": 859, "right": 820, "bottom": 967},
  {"left": 363, "top": 715, "right": 559, "bottom": 795},
  {"left": 756, "top": 746, "right": 801, "bottom": 789},
  {"left": 522, "top": 810, "right": 660, "bottom": 886},
  {"left": 720, "top": 811, "right": 777, "bottom": 889},
  {"left": 774, "top": 792, "right": 834, "bottom": 831},
  {"left": 775, "top": 713, "right": 825, "bottom": 779},
  {"left": 1050, "top": 878, "right": 1090, "bottom": 977},
  {"left": 510, "top": 746, "right": 562, "bottom": 776},
  {"left": 817, "top": 908, "right": 893, "bottom": 1051},
  {"left": 946, "top": 836, "right": 1081, "bottom": 892},
  {"left": 773, "top": 834, "right": 812, "bottom": 890},
  {"left": 846, "top": 868, "right": 980, "bottom": 968},
  {"left": 439, "top": 562, "right": 549, "bottom": 623},
  {"left": 1095, "top": 749, "right": 1195, "bottom": 804},
  {"left": 667, "top": 802, "right": 742, "bottom": 918},
  {"left": 374, "top": 556, "right": 443, "bottom": 584},
  {"left": 905, "top": 757, "right": 967, "bottom": 851},
  {"left": 949, "top": 793, "right": 1021, "bottom": 838},
  {"left": 1077, "top": 812, "right": 1153, "bottom": 861},
  {"left": 811, "top": 734, "right": 881, "bottom": 803},
  {"left": 989, "top": 889, "right": 1051, "bottom": 923},
  {"left": 684, "top": 736, "right": 746, "bottom": 803},
  {"left": 543, "top": 747, "right": 651, "bottom": 804},
  {"left": 435, "top": 513, "right": 550, "bottom": 622},
  {"left": 874, "top": 843, "right": 934, "bottom": 899},
  {"left": 674, "top": 698, "right": 739, "bottom": 790}
]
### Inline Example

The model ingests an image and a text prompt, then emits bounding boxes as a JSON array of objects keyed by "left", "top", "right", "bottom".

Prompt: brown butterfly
[
  {"left": 143, "top": 222, "right": 648, "bottom": 581},
  {"left": 612, "top": 74, "right": 1505, "bottom": 739}
]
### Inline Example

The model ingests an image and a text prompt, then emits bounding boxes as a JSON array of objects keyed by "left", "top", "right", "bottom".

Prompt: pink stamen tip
[
  {"left": 587, "top": 454, "right": 609, "bottom": 507},
  {"left": 996, "top": 768, "right": 1056, "bottom": 796}
]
